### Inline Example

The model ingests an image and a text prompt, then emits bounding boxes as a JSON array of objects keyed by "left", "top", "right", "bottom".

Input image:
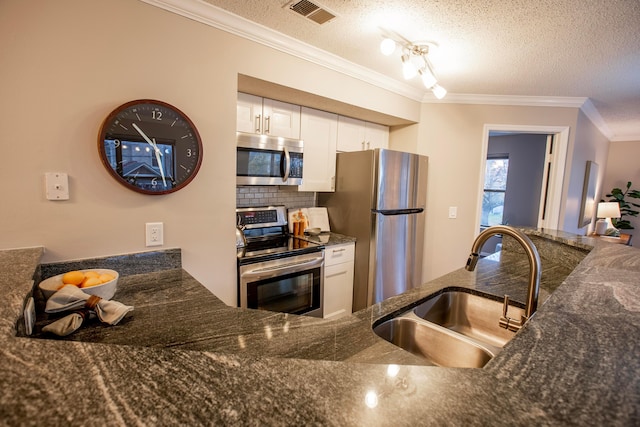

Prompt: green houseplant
[{"left": 605, "top": 181, "right": 640, "bottom": 230}]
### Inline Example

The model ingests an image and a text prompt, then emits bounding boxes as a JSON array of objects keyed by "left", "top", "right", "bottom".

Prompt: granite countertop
[{"left": 2, "top": 229, "right": 639, "bottom": 426}]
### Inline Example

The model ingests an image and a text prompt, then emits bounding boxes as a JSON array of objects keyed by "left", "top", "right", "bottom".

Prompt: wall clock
[{"left": 98, "top": 99, "right": 203, "bottom": 195}]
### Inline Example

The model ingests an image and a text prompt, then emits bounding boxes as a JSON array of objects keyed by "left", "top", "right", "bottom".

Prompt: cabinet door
[
  {"left": 323, "top": 261, "right": 354, "bottom": 319},
  {"left": 323, "top": 243, "right": 355, "bottom": 319},
  {"left": 299, "top": 107, "right": 338, "bottom": 192},
  {"left": 237, "top": 93, "right": 263, "bottom": 134},
  {"left": 263, "top": 98, "right": 301, "bottom": 139},
  {"left": 336, "top": 116, "right": 366, "bottom": 152},
  {"left": 365, "top": 122, "right": 389, "bottom": 150}
]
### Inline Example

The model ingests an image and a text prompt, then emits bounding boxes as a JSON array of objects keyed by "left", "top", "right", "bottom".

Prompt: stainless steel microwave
[{"left": 236, "top": 133, "right": 303, "bottom": 186}]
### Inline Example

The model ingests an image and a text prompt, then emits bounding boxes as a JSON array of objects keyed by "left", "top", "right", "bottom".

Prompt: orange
[
  {"left": 81, "top": 277, "right": 102, "bottom": 288},
  {"left": 84, "top": 271, "right": 100, "bottom": 279},
  {"left": 98, "top": 273, "right": 114, "bottom": 284},
  {"left": 62, "top": 271, "right": 85, "bottom": 286}
]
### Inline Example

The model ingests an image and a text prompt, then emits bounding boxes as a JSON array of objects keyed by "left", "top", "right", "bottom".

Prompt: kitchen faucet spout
[{"left": 465, "top": 225, "right": 541, "bottom": 332}]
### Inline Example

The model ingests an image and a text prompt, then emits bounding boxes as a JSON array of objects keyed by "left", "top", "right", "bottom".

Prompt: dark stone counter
[{"left": 2, "top": 228, "right": 639, "bottom": 425}]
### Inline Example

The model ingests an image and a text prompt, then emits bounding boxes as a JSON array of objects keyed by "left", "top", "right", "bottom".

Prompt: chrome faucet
[{"left": 465, "top": 225, "right": 541, "bottom": 332}]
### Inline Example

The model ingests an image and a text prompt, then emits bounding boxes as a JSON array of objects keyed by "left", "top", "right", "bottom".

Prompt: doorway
[{"left": 475, "top": 124, "right": 570, "bottom": 237}]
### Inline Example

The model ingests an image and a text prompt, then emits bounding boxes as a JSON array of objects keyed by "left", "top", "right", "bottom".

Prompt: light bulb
[
  {"left": 432, "top": 84, "right": 447, "bottom": 99},
  {"left": 401, "top": 54, "right": 418, "bottom": 80},
  {"left": 380, "top": 38, "right": 396, "bottom": 56},
  {"left": 419, "top": 67, "right": 437, "bottom": 89}
]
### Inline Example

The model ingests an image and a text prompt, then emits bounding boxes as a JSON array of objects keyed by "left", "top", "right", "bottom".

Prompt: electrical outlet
[{"left": 145, "top": 222, "right": 164, "bottom": 246}]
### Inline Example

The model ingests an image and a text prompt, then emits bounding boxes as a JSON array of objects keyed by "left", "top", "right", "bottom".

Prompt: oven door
[{"left": 239, "top": 251, "right": 324, "bottom": 317}]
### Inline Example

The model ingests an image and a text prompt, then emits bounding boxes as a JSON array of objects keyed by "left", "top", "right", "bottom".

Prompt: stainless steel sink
[
  {"left": 373, "top": 289, "right": 523, "bottom": 368},
  {"left": 373, "top": 317, "right": 494, "bottom": 368},
  {"left": 413, "top": 290, "right": 524, "bottom": 349}
]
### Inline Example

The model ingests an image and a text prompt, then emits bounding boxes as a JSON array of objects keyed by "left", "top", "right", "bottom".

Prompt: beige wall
[
  {"left": 603, "top": 140, "right": 640, "bottom": 243},
  {"left": 412, "top": 103, "right": 609, "bottom": 283},
  {"left": 0, "top": 0, "right": 420, "bottom": 305},
  {"left": 565, "top": 110, "right": 611, "bottom": 234}
]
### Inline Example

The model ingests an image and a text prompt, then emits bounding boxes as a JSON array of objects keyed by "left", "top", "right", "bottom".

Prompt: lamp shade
[
  {"left": 401, "top": 54, "right": 418, "bottom": 79},
  {"left": 597, "top": 202, "right": 621, "bottom": 218},
  {"left": 419, "top": 67, "right": 437, "bottom": 89},
  {"left": 432, "top": 84, "right": 447, "bottom": 99}
]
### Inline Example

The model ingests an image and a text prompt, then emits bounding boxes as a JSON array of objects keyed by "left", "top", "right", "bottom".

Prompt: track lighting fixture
[{"left": 379, "top": 33, "right": 447, "bottom": 99}]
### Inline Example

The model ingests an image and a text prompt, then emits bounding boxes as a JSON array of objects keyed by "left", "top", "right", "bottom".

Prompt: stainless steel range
[{"left": 236, "top": 206, "right": 324, "bottom": 317}]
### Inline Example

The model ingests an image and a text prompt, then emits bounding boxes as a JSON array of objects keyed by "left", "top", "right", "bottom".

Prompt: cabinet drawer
[{"left": 324, "top": 243, "right": 355, "bottom": 266}]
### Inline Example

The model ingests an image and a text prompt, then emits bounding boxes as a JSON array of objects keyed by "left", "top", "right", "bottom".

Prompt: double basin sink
[{"left": 373, "top": 288, "right": 525, "bottom": 368}]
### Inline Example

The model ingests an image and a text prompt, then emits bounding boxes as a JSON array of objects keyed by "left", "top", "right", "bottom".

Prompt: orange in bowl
[
  {"left": 62, "top": 270, "right": 85, "bottom": 286},
  {"left": 39, "top": 269, "right": 119, "bottom": 300}
]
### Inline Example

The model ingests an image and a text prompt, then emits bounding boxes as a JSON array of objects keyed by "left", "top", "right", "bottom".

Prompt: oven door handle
[{"left": 241, "top": 256, "right": 323, "bottom": 280}]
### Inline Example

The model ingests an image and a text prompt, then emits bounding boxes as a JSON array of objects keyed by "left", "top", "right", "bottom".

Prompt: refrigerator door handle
[{"left": 372, "top": 208, "right": 424, "bottom": 216}]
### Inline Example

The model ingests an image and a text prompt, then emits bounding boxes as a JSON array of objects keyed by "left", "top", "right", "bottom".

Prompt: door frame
[{"left": 475, "top": 124, "right": 570, "bottom": 233}]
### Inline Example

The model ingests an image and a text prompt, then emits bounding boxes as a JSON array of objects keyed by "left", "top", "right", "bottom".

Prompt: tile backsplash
[{"left": 236, "top": 186, "right": 316, "bottom": 209}]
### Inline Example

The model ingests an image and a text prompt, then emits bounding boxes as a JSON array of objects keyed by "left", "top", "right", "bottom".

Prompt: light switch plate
[
  {"left": 45, "top": 172, "right": 69, "bottom": 200},
  {"left": 448, "top": 206, "right": 458, "bottom": 219}
]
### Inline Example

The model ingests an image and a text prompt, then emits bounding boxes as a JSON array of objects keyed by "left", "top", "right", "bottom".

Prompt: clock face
[{"left": 98, "top": 99, "right": 203, "bottom": 194}]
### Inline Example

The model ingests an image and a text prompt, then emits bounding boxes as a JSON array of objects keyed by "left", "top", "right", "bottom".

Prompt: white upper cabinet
[
  {"left": 365, "top": 121, "right": 390, "bottom": 150},
  {"left": 299, "top": 107, "right": 338, "bottom": 192},
  {"left": 237, "top": 93, "right": 301, "bottom": 139},
  {"left": 336, "top": 116, "right": 388, "bottom": 152}
]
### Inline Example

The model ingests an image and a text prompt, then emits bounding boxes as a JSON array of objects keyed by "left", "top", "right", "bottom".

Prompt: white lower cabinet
[{"left": 323, "top": 243, "right": 355, "bottom": 319}]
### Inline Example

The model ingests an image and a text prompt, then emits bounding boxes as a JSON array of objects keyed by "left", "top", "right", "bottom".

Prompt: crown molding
[
  {"left": 139, "top": 0, "right": 424, "bottom": 101},
  {"left": 580, "top": 99, "right": 614, "bottom": 140},
  {"left": 140, "top": 0, "right": 617, "bottom": 140},
  {"left": 423, "top": 93, "right": 588, "bottom": 108}
]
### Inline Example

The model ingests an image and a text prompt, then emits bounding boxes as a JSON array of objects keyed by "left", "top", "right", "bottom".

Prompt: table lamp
[{"left": 595, "top": 202, "right": 621, "bottom": 235}]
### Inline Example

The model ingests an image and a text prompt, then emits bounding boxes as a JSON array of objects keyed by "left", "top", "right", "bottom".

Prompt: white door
[
  {"left": 299, "top": 107, "right": 338, "bottom": 192},
  {"left": 236, "top": 92, "right": 263, "bottom": 134},
  {"left": 336, "top": 116, "right": 366, "bottom": 152},
  {"left": 365, "top": 122, "right": 389, "bottom": 150},
  {"left": 262, "top": 98, "right": 301, "bottom": 139}
]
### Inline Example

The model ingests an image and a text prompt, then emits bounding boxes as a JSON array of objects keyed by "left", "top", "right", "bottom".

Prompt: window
[{"left": 481, "top": 155, "right": 509, "bottom": 226}]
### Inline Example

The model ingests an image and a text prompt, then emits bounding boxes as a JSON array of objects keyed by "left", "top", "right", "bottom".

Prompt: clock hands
[
  {"left": 132, "top": 122, "right": 167, "bottom": 187},
  {"left": 153, "top": 138, "right": 167, "bottom": 187},
  {"left": 132, "top": 122, "right": 162, "bottom": 157}
]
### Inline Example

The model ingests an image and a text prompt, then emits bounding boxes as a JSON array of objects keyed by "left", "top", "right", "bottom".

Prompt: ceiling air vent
[{"left": 288, "top": 0, "right": 337, "bottom": 25}]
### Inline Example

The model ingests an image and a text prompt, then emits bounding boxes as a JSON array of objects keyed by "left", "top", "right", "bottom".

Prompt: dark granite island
[{"left": 1, "top": 229, "right": 639, "bottom": 426}]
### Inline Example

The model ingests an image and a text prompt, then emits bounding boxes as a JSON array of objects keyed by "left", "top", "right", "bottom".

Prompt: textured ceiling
[{"left": 199, "top": 0, "right": 639, "bottom": 140}]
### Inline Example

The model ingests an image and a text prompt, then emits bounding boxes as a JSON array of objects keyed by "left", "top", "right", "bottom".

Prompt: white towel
[
  {"left": 44, "top": 285, "right": 133, "bottom": 331},
  {"left": 42, "top": 310, "right": 93, "bottom": 336}
]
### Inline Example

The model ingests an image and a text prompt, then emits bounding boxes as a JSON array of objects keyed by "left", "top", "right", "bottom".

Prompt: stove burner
[{"left": 236, "top": 206, "right": 322, "bottom": 264}]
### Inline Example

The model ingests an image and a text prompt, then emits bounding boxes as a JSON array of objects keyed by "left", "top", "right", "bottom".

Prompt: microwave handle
[{"left": 282, "top": 146, "right": 291, "bottom": 182}]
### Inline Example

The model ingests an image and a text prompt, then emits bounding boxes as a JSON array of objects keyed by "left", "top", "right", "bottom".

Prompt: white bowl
[
  {"left": 304, "top": 227, "right": 322, "bottom": 236},
  {"left": 38, "top": 269, "right": 119, "bottom": 300}
]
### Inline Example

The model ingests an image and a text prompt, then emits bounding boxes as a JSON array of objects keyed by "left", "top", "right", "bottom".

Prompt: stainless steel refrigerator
[{"left": 318, "top": 149, "right": 428, "bottom": 311}]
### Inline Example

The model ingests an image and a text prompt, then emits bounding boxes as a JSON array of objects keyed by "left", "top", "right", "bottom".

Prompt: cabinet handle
[
  {"left": 332, "top": 248, "right": 346, "bottom": 253},
  {"left": 361, "top": 141, "right": 365, "bottom": 150},
  {"left": 255, "top": 115, "right": 261, "bottom": 133},
  {"left": 367, "top": 141, "right": 371, "bottom": 149},
  {"left": 264, "top": 116, "right": 270, "bottom": 134}
]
